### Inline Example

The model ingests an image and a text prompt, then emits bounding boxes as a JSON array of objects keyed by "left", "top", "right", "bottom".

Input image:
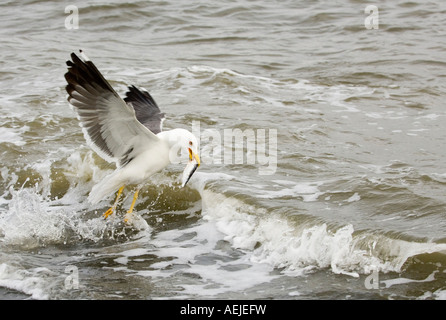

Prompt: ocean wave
[{"left": 193, "top": 173, "right": 446, "bottom": 278}]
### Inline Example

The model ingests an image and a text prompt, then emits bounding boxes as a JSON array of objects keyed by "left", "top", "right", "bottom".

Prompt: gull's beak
[
  {"left": 181, "top": 148, "right": 200, "bottom": 187},
  {"left": 188, "top": 148, "right": 200, "bottom": 166}
]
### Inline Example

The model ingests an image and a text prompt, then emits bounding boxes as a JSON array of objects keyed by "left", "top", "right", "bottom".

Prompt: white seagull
[{"left": 65, "top": 50, "right": 200, "bottom": 223}]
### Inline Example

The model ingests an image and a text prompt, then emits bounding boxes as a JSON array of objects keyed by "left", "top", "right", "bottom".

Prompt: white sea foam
[
  {"left": 135, "top": 220, "right": 275, "bottom": 297},
  {"left": 0, "top": 263, "right": 52, "bottom": 300},
  {"left": 0, "top": 126, "right": 28, "bottom": 146},
  {"left": 0, "top": 150, "right": 151, "bottom": 248},
  {"left": 433, "top": 289, "right": 446, "bottom": 300},
  {"left": 347, "top": 192, "right": 361, "bottom": 202},
  {"left": 256, "top": 181, "right": 324, "bottom": 202}
]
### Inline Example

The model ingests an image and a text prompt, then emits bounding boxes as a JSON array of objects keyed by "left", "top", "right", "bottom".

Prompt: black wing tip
[
  {"left": 123, "top": 85, "right": 164, "bottom": 134},
  {"left": 124, "top": 85, "right": 157, "bottom": 103},
  {"left": 65, "top": 50, "right": 88, "bottom": 71},
  {"left": 125, "top": 84, "right": 142, "bottom": 95},
  {"left": 64, "top": 49, "right": 117, "bottom": 98}
]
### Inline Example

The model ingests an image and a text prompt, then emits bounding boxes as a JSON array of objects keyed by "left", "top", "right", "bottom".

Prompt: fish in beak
[{"left": 181, "top": 148, "right": 200, "bottom": 187}]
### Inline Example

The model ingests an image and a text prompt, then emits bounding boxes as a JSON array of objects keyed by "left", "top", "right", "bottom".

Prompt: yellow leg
[
  {"left": 124, "top": 188, "right": 140, "bottom": 223},
  {"left": 103, "top": 185, "right": 125, "bottom": 219}
]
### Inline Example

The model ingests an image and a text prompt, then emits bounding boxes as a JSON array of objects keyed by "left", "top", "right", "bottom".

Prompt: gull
[{"left": 64, "top": 50, "right": 200, "bottom": 223}]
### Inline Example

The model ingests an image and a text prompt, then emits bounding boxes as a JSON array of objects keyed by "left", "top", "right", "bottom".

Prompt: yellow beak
[{"left": 188, "top": 148, "right": 200, "bottom": 167}]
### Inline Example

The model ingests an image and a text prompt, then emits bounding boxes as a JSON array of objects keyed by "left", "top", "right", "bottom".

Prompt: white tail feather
[{"left": 88, "top": 171, "right": 124, "bottom": 204}]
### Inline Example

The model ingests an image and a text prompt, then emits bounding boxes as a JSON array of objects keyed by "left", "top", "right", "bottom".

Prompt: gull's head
[
  {"left": 180, "top": 130, "right": 200, "bottom": 187},
  {"left": 162, "top": 128, "right": 200, "bottom": 187}
]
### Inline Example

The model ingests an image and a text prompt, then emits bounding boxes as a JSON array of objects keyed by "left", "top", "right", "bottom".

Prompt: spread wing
[
  {"left": 64, "top": 51, "right": 159, "bottom": 167},
  {"left": 124, "top": 85, "right": 165, "bottom": 135}
]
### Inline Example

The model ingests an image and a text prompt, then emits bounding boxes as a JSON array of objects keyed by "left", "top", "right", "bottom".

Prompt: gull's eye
[{"left": 189, "top": 141, "right": 193, "bottom": 146}]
